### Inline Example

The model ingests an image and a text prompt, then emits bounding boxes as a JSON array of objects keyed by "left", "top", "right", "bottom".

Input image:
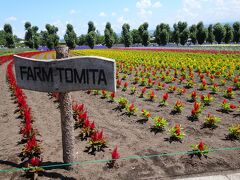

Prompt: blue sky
[{"left": 0, "top": 0, "right": 239, "bottom": 38}]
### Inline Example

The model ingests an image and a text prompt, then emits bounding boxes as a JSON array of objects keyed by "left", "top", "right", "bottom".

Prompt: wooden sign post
[
  {"left": 13, "top": 45, "right": 116, "bottom": 169},
  {"left": 56, "top": 46, "right": 74, "bottom": 169}
]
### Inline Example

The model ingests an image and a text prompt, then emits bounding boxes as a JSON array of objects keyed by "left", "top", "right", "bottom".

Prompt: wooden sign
[{"left": 13, "top": 55, "right": 116, "bottom": 92}]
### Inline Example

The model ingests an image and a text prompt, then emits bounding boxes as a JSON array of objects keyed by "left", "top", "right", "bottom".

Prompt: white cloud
[
  {"left": 52, "top": 20, "right": 67, "bottom": 38},
  {"left": 117, "top": 16, "right": 128, "bottom": 25},
  {"left": 153, "top": 1, "right": 162, "bottom": 8},
  {"left": 123, "top": 8, "right": 129, "bottom": 12},
  {"left": 172, "top": 0, "right": 240, "bottom": 25},
  {"left": 5, "top": 16, "right": 17, "bottom": 22},
  {"left": 111, "top": 12, "right": 116, "bottom": 16},
  {"left": 69, "top": 9, "right": 76, "bottom": 15},
  {"left": 99, "top": 12, "right": 107, "bottom": 17},
  {"left": 136, "top": 0, "right": 152, "bottom": 9},
  {"left": 136, "top": 0, "right": 162, "bottom": 19}
]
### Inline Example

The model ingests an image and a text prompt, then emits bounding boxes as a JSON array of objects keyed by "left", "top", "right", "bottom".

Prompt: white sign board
[{"left": 14, "top": 55, "right": 116, "bottom": 92}]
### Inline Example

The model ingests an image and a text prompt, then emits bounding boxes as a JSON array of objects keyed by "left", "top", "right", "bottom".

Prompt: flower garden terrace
[{"left": 72, "top": 49, "right": 240, "bottom": 76}]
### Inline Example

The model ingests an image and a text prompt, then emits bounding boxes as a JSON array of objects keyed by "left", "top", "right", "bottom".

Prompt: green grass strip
[{"left": 0, "top": 147, "right": 240, "bottom": 173}]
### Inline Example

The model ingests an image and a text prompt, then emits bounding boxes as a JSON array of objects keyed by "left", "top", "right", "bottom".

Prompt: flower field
[{"left": 0, "top": 49, "right": 239, "bottom": 179}]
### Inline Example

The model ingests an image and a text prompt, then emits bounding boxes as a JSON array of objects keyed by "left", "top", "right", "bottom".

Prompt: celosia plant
[
  {"left": 191, "top": 140, "right": 209, "bottom": 158},
  {"left": 224, "top": 87, "right": 235, "bottom": 99},
  {"left": 227, "top": 124, "right": 240, "bottom": 140},
  {"left": 204, "top": 113, "right": 221, "bottom": 128},
  {"left": 152, "top": 116, "right": 168, "bottom": 131},
  {"left": 169, "top": 124, "right": 185, "bottom": 140},
  {"left": 125, "top": 103, "right": 138, "bottom": 116},
  {"left": 159, "top": 92, "right": 169, "bottom": 106},
  {"left": 117, "top": 97, "right": 128, "bottom": 109},
  {"left": 107, "top": 146, "right": 120, "bottom": 168},
  {"left": 87, "top": 130, "right": 107, "bottom": 152},
  {"left": 173, "top": 100, "right": 184, "bottom": 113},
  {"left": 141, "top": 109, "right": 151, "bottom": 120}
]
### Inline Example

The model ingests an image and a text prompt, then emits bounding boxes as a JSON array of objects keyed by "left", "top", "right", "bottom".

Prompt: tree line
[{"left": 0, "top": 21, "right": 240, "bottom": 49}]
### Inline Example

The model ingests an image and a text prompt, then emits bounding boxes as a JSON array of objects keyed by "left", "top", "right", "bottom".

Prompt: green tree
[
  {"left": 113, "top": 32, "right": 119, "bottom": 44},
  {"left": 86, "top": 21, "right": 96, "bottom": 48},
  {"left": 64, "top": 24, "right": 77, "bottom": 49},
  {"left": 207, "top": 24, "right": 215, "bottom": 44},
  {"left": 196, "top": 22, "right": 207, "bottom": 45},
  {"left": 32, "top": 26, "right": 40, "bottom": 49},
  {"left": 0, "top": 30, "right": 6, "bottom": 45},
  {"left": 24, "top": 22, "right": 40, "bottom": 49},
  {"left": 88, "top": 21, "right": 96, "bottom": 33},
  {"left": 189, "top": 24, "right": 197, "bottom": 44},
  {"left": 78, "top": 34, "right": 86, "bottom": 45},
  {"left": 233, "top": 22, "right": 240, "bottom": 43},
  {"left": 3, "top": 24, "right": 15, "bottom": 48},
  {"left": 224, "top": 24, "right": 233, "bottom": 44},
  {"left": 138, "top": 22, "right": 149, "bottom": 46},
  {"left": 104, "top": 22, "right": 114, "bottom": 48},
  {"left": 213, "top": 23, "right": 225, "bottom": 44},
  {"left": 154, "top": 23, "right": 170, "bottom": 45},
  {"left": 173, "top": 21, "right": 188, "bottom": 45},
  {"left": 172, "top": 23, "right": 180, "bottom": 45},
  {"left": 14, "top": 35, "right": 22, "bottom": 44},
  {"left": 121, "top": 23, "right": 132, "bottom": 47},
  {"left": 131, "top": 29, "right": 141, "bottom": 44},
  {"left": 24, "top": 22, "right": 33, "bottom": 48},
  {"left": 180, "top": 29, "right": 190, "bottom": 45},
  {"left": 86, "top": 31, "right": 96, "bottom": 49},
  {"left": 39, "top": 31, "right": 48, "bottom": 46},
  {"left": 41, "top": 24, "right": 59, "bottom": 49},
  {"left": 96, "top": 30, "right": 104, "bottom": 44}
]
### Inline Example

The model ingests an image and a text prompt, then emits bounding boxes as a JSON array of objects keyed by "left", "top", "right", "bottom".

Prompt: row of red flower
[
  {"left": 4, "top": 52, "right": 48, "bottom": 176},
  {"left": 51, "top": 93, "right": 120, "bottom": 168}
]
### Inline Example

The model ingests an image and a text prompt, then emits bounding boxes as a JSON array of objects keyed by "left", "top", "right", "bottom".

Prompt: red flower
[
  {"left": 194, "top": 101, "right": 200, "bottom": 110},
  {"left": 124, "top": 82, "right": 128, "bottom": 88},
  {"left": 191, "top": 108, "right": 196, "bottom": 115},
  {"left": 90, "top": 121, "right": 96, "bottom": 129},
  {"left": 198, "top": 140, "right": 204, "bottom": 151},
  {"left": 230, "top": 104, "right": 237, "bottom": 109},
  {"left": 163, "top": 93, "right": 169, "bottom": 101},
  {"left": 83, "top": 119, "right": 91, "bottom": 128},
  {"left": 112, "top": 146, "right": 120, "bottom": 160},
  {"left": 148, "top": 78, "right": 152, "bottom": 84},
  {"left": 175, "top": 124, "right": 181, "bottom": 135},
  {"left": 79, "top": 111, "right": 88, "bottom": 120},
  {"left": 117, "top": 79, "right": 122, "bottom": 85},
  {"left": 191, "top": 91, "right": 197, "bottom": 98},
  {"left": 102, "top": 90, "right": 106, "bottom": 95},
  {"left": 202, "top": 79, "right": 207, "bottom": 86},
  {"left": 26, "top": 136, "right": 38, "bottom": 151},
  {"left": 29, "top": 157, "right": 41, "bottom": 166},
  {"left": 91, "top": 130, "right": 104, "bottom": 142},
  {"left": 141, "top": 87, "right": 147, "bottom": 93},
  {"left": 234, "top": 77, "right": 238, "bottom": 83},
  {"left": 129, "top": 103, "right": 135, "bottom": 111},
  {"left": 150, "top": 90, "right": 155, "bottom": 98},
  {"left": 227, "top": 87, "right": 233, "bottom": 93},
  {"left": 223, "top": 99, "right": 227, "bottom": 104},
  {"left": 111, "top": 92, "right": 115, "bottom": 98}
]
